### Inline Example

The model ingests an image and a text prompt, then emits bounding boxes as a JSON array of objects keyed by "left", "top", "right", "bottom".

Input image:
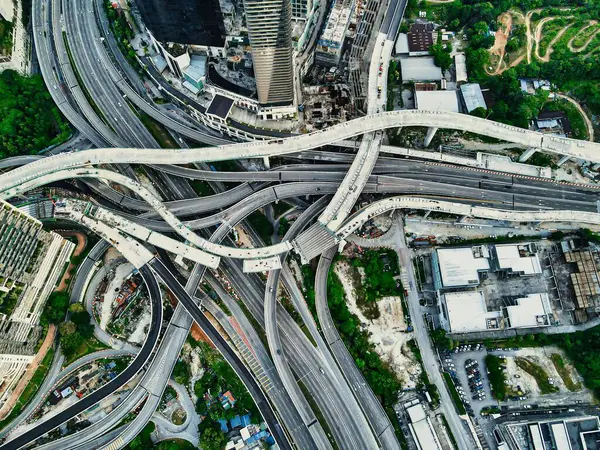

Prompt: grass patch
[
  {"left": 550, "top": 353, "right": 581, "bottom": 392},
  {"left": 64, "top": 336, "right": 109, "bottom": 366},
  {"left": 0, "top": 348, "right": 55, "bottom": 431},
  {"left": 171, "top": 408, "right": 187, "bottom": 425},
  {"left": 485, "top": 355, "right": 508, "bottom": 401},
  {"left": 515, "top": 357, "right": 559, "bottom": 394},
  {"left": 139, "top": 113, "right": 179, "bottom": 148},
  {"left": 443, "top": 372, "right": 466, "bottom": 415}
]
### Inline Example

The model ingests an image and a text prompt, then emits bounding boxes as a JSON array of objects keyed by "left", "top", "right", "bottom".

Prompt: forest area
[
  {"left": 0, "top": 70, "right": 71, "bottom": 157},
  {"left": 429, "top": 0, "right": 600, "bottom": 124}
]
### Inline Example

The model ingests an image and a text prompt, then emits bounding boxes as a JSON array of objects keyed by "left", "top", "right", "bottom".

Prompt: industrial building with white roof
[{"left": 432, "top": 243, "right": 552, "bottom": 334}]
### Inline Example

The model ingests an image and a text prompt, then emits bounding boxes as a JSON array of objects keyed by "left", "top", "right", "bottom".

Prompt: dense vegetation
[
  {"left": 326, "top": 270, "right": 402, "bottom": 404},
  {"left": 246, "top": 211, "right": 273, "bottom": 245},
  {"left": 173, "top": 360, "right": 191, "bottom": 386},
  {"left": 485, "top": 354, "right": 508, "bottom": 401},
  {"left": 435, "top": 0, "right": 600, "bottom": 116},
  {"left": 57, "top": 303, "right": 95, "bottom": 360},
  {"left": 40, "top": 291, "right": 70, "bottom": 326},
  {"left": 0, "top": 70, "right": 70, "bottom": 157},
  {"left": 349, "top": 249, "right": 402, "bottom": 304}
]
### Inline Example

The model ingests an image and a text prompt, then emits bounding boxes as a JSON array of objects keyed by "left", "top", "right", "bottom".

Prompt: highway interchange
[{"left": 2, "top": 0, "right": 600, "bottom": 449}]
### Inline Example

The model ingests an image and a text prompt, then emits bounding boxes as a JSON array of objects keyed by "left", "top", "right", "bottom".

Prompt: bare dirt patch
[
  {"left": 488, "top": 12, "right": 513, "bottom": 75},
  {"left": 333, "top": 260, "right": 422, "bottom": 388}
]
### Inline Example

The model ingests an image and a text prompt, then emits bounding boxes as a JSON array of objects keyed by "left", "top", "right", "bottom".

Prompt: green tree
[
  {"left": 200, "top": 427, "right": 227, "bottom": 450},
  {"left": 430, "top": 44, "right": 452, "bottom": 72},
  {"left": 40, "top": 292, "right": 70, "bottom": 325},
  {"left": 0, "top": 70, "right": 70, "bottom": 157},
  {"left": 58, "top": 321, "right": 76, "bottom": 336},
  {"left": 68, "top": 303, "right": 85, "bottom": 314}
]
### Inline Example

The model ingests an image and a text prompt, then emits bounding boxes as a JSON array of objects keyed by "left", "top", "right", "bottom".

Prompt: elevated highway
[{"left": 3, "top": 111, "right": 600, "bottom": 197}]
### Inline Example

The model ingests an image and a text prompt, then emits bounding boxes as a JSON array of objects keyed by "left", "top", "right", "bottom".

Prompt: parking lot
[
  {"left": 441, "top": 346, "right": 593, "bottom": 419},
  {"left": 442, "top": 344, "right": 497, "bottom": 418}
]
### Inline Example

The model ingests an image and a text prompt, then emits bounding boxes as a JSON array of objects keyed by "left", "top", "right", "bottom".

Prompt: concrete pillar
[
  {"left": 424, "top": 127, "right": 438, "bottom": 147},
  {"left": 519, "top": 147, "right": 537, "bottom": 162},
  {"left": 263, "top": 156, "right": 270, "bottom": 169},
  {"left": 557, "top": 155, "right": 570, "bottom": 167},
  {"left": 423, "top": 210, "right": 431, "bottom": 219},
  {"left": 593, "top": 163, "right": 600, "bottom": 171}
]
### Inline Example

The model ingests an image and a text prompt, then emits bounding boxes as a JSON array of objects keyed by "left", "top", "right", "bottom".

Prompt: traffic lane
[
  {"left": 76, "top": 0, "right": 155, "bottom": 147},
  {"left": 149, "top": 259, "right": 292, "bottom": 450},
  {"left": 221, "top": 258, "right": 369, "bottom": 450},
  {"left": 0, "top": 265, "right": 162, "bottom": 450}
]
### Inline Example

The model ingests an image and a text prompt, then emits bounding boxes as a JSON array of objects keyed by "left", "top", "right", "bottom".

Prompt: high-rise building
[
  {"left": 291, "top": 0, "right": 312, "bottom": 20},
  {"left": 243, "top": 0, "right": 294, "bottom": 105},
  {"left": 134, "top": 0, "right": 226, "bottom": 47}
]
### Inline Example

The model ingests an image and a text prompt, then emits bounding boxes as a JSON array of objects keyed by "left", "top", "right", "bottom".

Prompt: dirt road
[{"left": 55, "top": 231, "right": 87, "bottom": 292}]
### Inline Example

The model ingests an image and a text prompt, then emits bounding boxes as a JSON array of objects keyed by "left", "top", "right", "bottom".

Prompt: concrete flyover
[
  {"left": 336, "top": 196, "right": 600, "bottom": 238},
  {"left": 3, "top": 110, "right": 600, "bottom": 195}
]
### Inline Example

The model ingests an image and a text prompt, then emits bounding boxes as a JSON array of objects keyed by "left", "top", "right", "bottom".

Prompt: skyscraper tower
[
  {"left": 243, "top": 0, "right": 294, "bottom": 105},
  {"left": 135, "top": 0, "right": 226, "bottom": 47}
]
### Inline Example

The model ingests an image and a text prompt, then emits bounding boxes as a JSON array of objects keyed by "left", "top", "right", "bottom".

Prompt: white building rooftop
[
  {"left": 505, "top": 293, "right": 552, "bottom": 328},
  {"left": 395, "top": 33, "right": 409, "bottom": 55},
  {"left": 406, "top": 403, "right": 441, "bottom": 450},
  {"left": 444, "top": 291, "right": 501, "bottom": 333},
  {"left": 415, "top": 90, "right": 459, "bottom": 113},
  {"left": 436, "top": 246, "right": 490, "bottom": 287},
  {"left": 455, "top": 53, "right": 467, "bottom": 83},
  {"left": 400, "top": 56, "right": 443, "bottom": 81},
  {"left": 551, "top": 423, "right": 571, "bottom": 450},
  {"left": 495, "top": 244, "right": 542, "bottom": 275}
]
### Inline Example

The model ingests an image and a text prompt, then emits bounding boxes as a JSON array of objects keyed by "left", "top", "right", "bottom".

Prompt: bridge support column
[
  {"left": 557, "top": 155, "right": 570, "bottom": 167},
  {"left": 424, "top": 127, "right": 438, "bottom": 147},
  {"left": 519, "top": 147, "right": 537, "bottom": 162},
  {"left": 263, "top": 156, "right": 270, "bottom": 169},
  {"left": 423, "top": 210, "right": 431, "bottom": 219},
  {"left": 593, "top": 163, "right": 600, "bottom": 171}
]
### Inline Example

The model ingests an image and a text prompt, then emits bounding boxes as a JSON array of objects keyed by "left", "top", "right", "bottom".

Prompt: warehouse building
[
  {"left": 442, "top": 291, "right": 552, "bottom": 333},
  {"left": 405, "top": 401, "right": 442, "bottom": 450},
  {"left": 432, "top": 246, "right": 490, "bottom": 289},
  {"left": 433, "top": 244, "right": 542, "bottom": 290},
  {"left": 415, "top": 90, "right": 460, "bottom": 113},
  {"left": 500, "top": 415, "right": 600, "bottom": 450},
  {"left": 399, "top": 57, "right": 443, "bottom": 82}
]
